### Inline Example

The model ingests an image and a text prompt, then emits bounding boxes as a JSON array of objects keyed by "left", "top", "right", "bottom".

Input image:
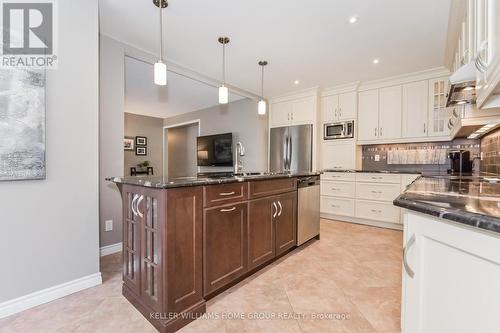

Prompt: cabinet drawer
[
  {"left": 249, "top": 178, "right": 297, "bottom": 199},
  {"left": 321, "top": 172, "right": 356, "bottom": 182},
  {"left": 356, "top": 182, "right": 401, "bottom": 202},
  {"left": 321, "top": 180, "right": 355, "bottom": 198},
  {"left": 355, "top": 200, "right": 400, "bottom": 223},
  {"left": 203, "top": 182, "right": 248, "bottom": 208},
  {"left": 355, "top": 173, "right": 401, "bottom": 184},
  {"left": 321, "top": 196, "right": 355, "bottom": 217}
]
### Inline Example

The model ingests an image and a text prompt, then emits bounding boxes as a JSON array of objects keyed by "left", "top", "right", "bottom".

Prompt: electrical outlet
[
  {"left": 105, "top": 220, "right": 113, "bottom": 232},
  {"left": 374, "top": 154, "right": 380, "bottom": 162}
]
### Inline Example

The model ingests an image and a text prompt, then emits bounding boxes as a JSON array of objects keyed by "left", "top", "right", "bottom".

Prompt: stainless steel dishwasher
[{"left": 297, "top": 175, "right": 320, "bottom": 245}]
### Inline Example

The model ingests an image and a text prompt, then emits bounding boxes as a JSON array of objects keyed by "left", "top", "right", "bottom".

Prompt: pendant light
[
  {"left": 258, "top": 61, "right": 268, "bottom": 115},
  {"left": 218, "top": 37, "right": 230, "bottom": 104},
  {"left": 153, "top": 0, "right": 168, "bottom": 86}
]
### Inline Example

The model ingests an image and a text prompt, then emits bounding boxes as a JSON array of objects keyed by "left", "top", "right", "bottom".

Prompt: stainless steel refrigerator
[{"left": 269, "top": 124, "right": 313, "bottom": 173}]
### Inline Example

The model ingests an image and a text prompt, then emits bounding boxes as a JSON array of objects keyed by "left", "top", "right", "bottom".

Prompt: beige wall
[
  {"left": 0, "top": 0, "right": 99, "bottom": 304},
  {"left": 124, "top": 113, "right": 164, "bottom": 177},
  {"left": 166, "top": 123, "right": 199, "bottom": 178}
]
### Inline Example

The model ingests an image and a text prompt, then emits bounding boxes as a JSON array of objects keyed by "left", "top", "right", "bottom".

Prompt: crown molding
[{"left": 358, "top": 67, "right": 451, "bottom": 91}]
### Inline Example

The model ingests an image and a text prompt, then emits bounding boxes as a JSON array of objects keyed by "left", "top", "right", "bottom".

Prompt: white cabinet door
[
  {"left": 402, "top": 80, "right": 429, "bottom": 138},
  {"left": 270, "top": 100, "right": 291, "bottom": 127},
  {"left": 291, "top": 96, "right": 315, "bottom": 124},
  {"left": 320, "top": 95, "right": 338, "bottom": 123},
  {"left": 338, "top": 92, "right": 357, "bottom": 120},
  {"left": 378, "top": 85, "right": 402, "bottom": 140},
  {"left": 403, "top": 212, "right": 500, "bottom": 333},
  {"left": 428, "top": 77, "right": 451, "bottom": 137},
  {"left": 358, "top": 90, "right": 379, "bottom": 141},
  {"left": 320, "top": 140, "right": 356, "bottom": 170}
]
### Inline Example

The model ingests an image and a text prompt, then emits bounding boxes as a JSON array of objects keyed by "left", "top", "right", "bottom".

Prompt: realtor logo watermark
[{"left": 1, "top": 0, "right": 57, "bottom": 68}]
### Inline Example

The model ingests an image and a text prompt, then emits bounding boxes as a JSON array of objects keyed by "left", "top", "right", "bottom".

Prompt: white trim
[
  {"left": 270, "top": 87, "right": 320, "bottom": 102},
  {"left": 358, "top": 67, "right": 451, "bottom": 91},
  {"left": 356, "top": 135, "right": 453, "bottom": 146},
  {"left": 0, "top": 273, "right": 102, "bottom": 319},
  {"left": 321, "top": 82, "right": 360, "bottom": 96},
  {"left": 99, "top": 242, "right": 123, "bottom": 257},
  {"left": 321, "top": 213, "right": 403, "bottom": 231}
]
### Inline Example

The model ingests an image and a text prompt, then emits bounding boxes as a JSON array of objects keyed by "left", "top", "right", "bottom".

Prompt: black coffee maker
[{"left": 448, "top": 150, "right": 473, "bottom": 175}]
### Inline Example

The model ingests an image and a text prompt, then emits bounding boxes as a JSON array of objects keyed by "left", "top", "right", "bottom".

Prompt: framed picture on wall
[
  {"left": 124, "top": 137, "right": 134, "bottom": 150},
  {"left": 135, "top": 136, "right": 147, "bottom": 146},
  {"left": 136, "top": 147, "right": 147, "bottom": 156}
]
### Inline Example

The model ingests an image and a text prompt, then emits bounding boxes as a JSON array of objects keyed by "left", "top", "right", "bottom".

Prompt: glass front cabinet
[{"left": 428, "top": 77, "right": 451, "bottom": 137}]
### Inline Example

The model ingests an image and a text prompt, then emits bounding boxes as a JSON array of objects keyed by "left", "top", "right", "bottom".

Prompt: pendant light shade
[
  {"left": 258, "top": 60, "right": 268, "bottom": 115},
  {"left": 219, "top": 85, "right": 229, "bottom": 104},
  {"left": 154, "top": 0, "right": 168, "bottom": 86},
  {"left": 258, "top": 99, "right": 267, "bottom": 115},
  {"left": 154, "top": 61, "right": 167, "bottom": 85},
  {"left": 218, "top": 37, "right": 230, "bottom": 104}
]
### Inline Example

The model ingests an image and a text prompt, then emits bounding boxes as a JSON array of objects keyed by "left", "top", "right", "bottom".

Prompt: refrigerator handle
[
  {"left": 288, "top": 134, "right": 292, "bottom": 171},
  {"left": 283, "top": 135, "right": 288, "bottom": 171}
]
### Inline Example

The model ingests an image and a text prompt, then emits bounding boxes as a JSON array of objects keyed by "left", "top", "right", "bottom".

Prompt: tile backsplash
[
  {"left": 362, "top": 139, "right": 480, "bottom": 175},
  {"left": 480, "top": 128, "right": 500, "bottom": 175}
]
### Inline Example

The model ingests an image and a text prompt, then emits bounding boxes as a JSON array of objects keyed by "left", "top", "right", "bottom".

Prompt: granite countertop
[
  {"left": 106, "top": 171, "right": 321, "bottom": 189},
  {"left": 394, "top": 176, "right": 500, "bottom": 234},
  {"left": 322, "top": 169, "right": 421, "bottom": 175}
]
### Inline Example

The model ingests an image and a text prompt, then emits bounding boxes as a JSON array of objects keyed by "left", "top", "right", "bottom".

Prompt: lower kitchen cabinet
[
  {"left": 203, "top": 202, "right": 248, "bottom": 296},
  {"left": 248, "top": 197, "right": 276, "bottom": 270},
  {"left": 402, "top": 212, "right": 500, "bottom": 333},
  {"left": 275, "top": 191, "right": 297, "bottom": 256}
]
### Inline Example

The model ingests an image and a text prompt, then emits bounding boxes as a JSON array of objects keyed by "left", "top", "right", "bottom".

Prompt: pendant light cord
[
  {"left": 159, "top": 2, "right": 163, "bottom": 61},
  {"left": 261, "top": 65, "right": 264, "bottom": 98},
  {"left": 222, "top": 43, "right": 226, "bottom": 85}
]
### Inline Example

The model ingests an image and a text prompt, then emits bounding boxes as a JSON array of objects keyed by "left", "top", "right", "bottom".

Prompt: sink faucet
[{"left": 234, "top": 142, "right": 245, "bottom": 174}]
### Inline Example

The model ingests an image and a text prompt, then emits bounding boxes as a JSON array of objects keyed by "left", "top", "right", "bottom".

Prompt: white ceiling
[
  {"left": 101, "top": 0, "right": 452, "bottom": 98},
  {"left": 124, "top": 56, "right": 245, "bottom": 118}
]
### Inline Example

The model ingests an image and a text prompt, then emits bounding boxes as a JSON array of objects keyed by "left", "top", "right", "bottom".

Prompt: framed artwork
[
  {"left": 0, "top": 68, "right": 46, "bottom": 181},
  {"left": 136, "top": 147, "right": 147, "bottom": 156},
  {"left": 124, "top": 137, "right": 134, "bottom": 150},
  {"left": 135, "top": 136, "right": 147, "bottom": 146}
]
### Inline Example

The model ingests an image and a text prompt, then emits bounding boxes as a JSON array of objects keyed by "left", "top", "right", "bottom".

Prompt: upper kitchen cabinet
[
  {"left": 402, "top": 80, "right": 429, "bottom": 138},
  {"left": 358, "top": 89, "right": 379, "bottom": 141},
  {"left": 269, "top": 89, "right": 318, "bottom": 128},
  {"left": 378, "top": 85, "right": 402, "bottom": 140},
  {"left": 428, "top": 77, "right": 451, "bottom": 137},
  {"left": 321, "top": 92, "right": 357, "bottom": 122}
]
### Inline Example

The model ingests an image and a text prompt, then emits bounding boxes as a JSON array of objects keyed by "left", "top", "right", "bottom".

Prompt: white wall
[
  {"left": 0, "top": 0, "right": 99, "bottom": 305},
  {"left": 99, "top": 35, "right": 125, "bottom": 247}
]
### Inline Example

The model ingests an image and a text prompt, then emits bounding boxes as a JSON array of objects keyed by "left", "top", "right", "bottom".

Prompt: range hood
[{"left": 446, "top": 62, "right": 477, "bottom": 107}]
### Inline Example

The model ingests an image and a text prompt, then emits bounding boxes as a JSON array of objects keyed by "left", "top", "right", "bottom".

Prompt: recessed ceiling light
[
  {"left": 294, "top": 80, "right": 300, "bottom": 85},
  {"left": 372, "top": 59, "right": 379, "bottom": 64},
  {"left": 348, "top": 16, "right": 358, "bottom": 24}
]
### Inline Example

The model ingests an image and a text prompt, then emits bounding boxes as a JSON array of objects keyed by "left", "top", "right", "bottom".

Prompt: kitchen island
[
  {"left": 108, "top": 172, "right": 320, "bottom": 333},
  {"left": 394, "top": 176, "right": 500, "bottom": 333}
]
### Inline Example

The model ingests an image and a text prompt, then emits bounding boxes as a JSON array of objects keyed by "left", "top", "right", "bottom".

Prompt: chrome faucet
[{"left": 234, "top": 142, "right": 245, "bottom": 174}]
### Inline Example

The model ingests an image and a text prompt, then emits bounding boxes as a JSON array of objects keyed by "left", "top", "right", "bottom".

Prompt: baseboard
[
  {"left": 0, "top": 272, "right": 102, "bottom": 319},
  {"left": 99, "top": 242, "right": 122, "bottom": 257},
  {"left": 321, "top": 213, "right": 403, "bottom": 231}
]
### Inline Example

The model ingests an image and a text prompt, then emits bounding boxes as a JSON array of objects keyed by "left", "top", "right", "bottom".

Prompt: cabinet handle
[
  {"left": 331, "top": 188, "right": 339, "bottom": 191},
  {"left": 219, "top": 191, "right": 235, "bottom": 196},
  {"left": 371, "top": 176, "right": 383, "bottom": 180},
  {"left": 277, "top": 201, "right": 282, "bottom": 217},
  {"left": 374, "top": 127, "right": 377, "bottom": 137},
  {"left": 291, "top": 113, "right": 294, "bottom": 121},
  {"left": 287, "top": 113, "right": 290, "bottom": 121},
  {"left": 334, "top": 108, "right": 337, "bottom": 119},
  {"left": 131, "top": 194, "right": 139, "bottom": 217},
  {"left": 137, "top": 195, "right": 144, "bottom": 218},
  {"left": 403, "top": 234, "right": 416, "bottom": 278},
  {"left": 448, "top": 119, "right": 453, "bottom": 130},
  {"left": 371, "top": 190, "right": 382, "bottom": 194},
  {"left": 379, "top": 127, "right": 382, "bottom": 137},
  {"left": 220, "top": 206, "right": 237, "bottom": 212},
  {"left": 423, "top": 123, "right": 426, "bottom": 133},
  {"left": 272, "top": 202, "right": 278, "bottom": 218},
  {"left": 331, "top": 204, "right": 339, "bottom": 208},
  {"left": 339, "top": 107, "right": 342, "bottom": 118},
  {"left": 370, "top": 209, "right": 382, "bottom": 213}
]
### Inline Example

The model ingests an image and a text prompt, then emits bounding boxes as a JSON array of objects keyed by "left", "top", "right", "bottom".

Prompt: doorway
[{"left": 163, "top": 120, "right": 200, "bottom": 178}]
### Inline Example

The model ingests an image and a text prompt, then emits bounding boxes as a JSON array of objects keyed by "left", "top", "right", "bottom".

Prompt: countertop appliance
[
  {"left": 270, "top": 124, "right": 313, "bottom": 173},
  {"left": 448, "top": 149, "right": 473, "bottom": 175},
  {"left": 197, "top": 133, "right": 233, "bottom": 167},
  {"left": 297, "top": 175, "right": 320, "bottom": 246},
  {"left": 323, "top": 120, "right": 354, "bottom": 140}
]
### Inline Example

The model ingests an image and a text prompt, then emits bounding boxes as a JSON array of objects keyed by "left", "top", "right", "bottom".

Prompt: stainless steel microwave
[{"left": 323, "top": 121, "right": 354, "bottom": 140}]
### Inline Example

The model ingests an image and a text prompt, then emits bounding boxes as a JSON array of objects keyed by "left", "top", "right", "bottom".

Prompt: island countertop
[
  {"left": 106, "top": 171, "right": 321, "bottom": 189},
  {"left": 322, "top": 169, "right": 421, "bottom": 174},
  {"left": 394, "top": 176, "right": 500, "bottom": 234}
]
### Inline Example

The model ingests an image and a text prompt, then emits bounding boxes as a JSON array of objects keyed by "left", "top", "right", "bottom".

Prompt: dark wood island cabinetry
[{"left": 112, "top": 174, "right": 318, "bottom": 332}]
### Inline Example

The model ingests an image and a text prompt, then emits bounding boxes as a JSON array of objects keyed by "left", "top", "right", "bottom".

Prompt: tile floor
[{"left": 0, "top": 219, "right": 403, "bottom": 333}]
